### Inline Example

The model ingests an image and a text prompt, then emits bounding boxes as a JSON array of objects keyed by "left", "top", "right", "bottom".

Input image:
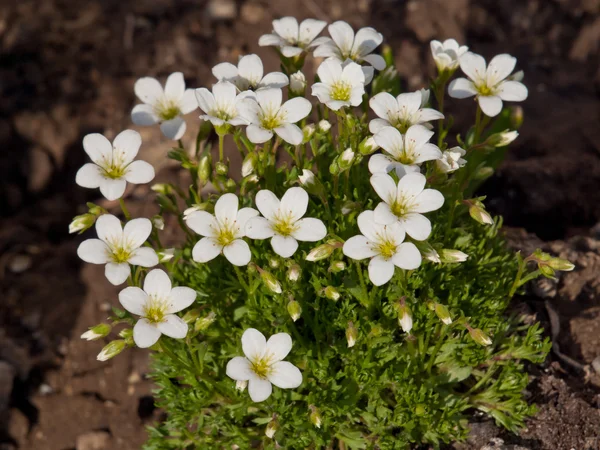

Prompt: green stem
[
  {"left": 234, "top": 266, "right": 250, "bottom": 294},
  {"left": 353, "top": 261, "right": 369, "bottom": 307},
  {"left": 119, "top": 198, "right": 131, "bottom": 221},
  {"left": 218, "top": 134, "right": 225, "bottom": 162},
  {"left": 474, "top": 106, "right": 483, "bottom": 144},
  {"left": 508, "top": 259, "right": 527, "bottom": 298},
  {"left": 426, "top": 325, "right": 448, "bottom": 373},
  {"left": 160, "top": 338, "right": 194, "bottom": 373},
  {"left": 178, "top": 139, "right": 184, "bottom": 150},
  {"left": 466, "top": 364, "right": 499, "bottom": 396}
]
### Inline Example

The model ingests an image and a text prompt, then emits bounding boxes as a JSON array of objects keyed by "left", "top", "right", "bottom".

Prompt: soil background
[{"left": 1, "top": 0, "right": 600, "bottom": 449}]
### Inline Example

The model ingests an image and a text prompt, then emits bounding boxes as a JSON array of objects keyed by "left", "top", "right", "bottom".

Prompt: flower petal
[
  {"left": 328, "top": 21, "right": 355, "bottom": 54},
  {"left": 167, "top": 286, "right": 197, "bottom": 314},
  {"left": 273, "top": 16, "right": 299, "bottom": 42},
  {"left": 280, "top": 97, "right": 312, "bottom": 124},
  {"left": 179, "top": 89, "right": 198, "bottom": 114},
  {"left": 99, "top": 178, "right": 127, "bottom": 201},
  {"left": 105, "top": 262, "right": 131, "bottom": 285},
  {"left": 374, "top": 126, "right": 403, "bottom": 160},
  {"left": 258, "top": 33, "right": 283, "bottom": 47},
  {"left": 396, "top": 92, "right": 422, "bottom": 114},
  {"left": 459, "top": 52, "right": 487, "bottom": 84},
  {"left": 352, "top": 27, "right": 383, "bottom": 57},
  {"left": 370, "top": 92, "right": 397, "bottom": 121},
  {"left": 247, "top": 376, "right": 272, "bottom": 402},
  {"left": 392, "top": 242, "right": 422, "bottom": 270},
  {"left": 186, "top": 210, "right": 218, "bottom": 237},
  {"left": 370, "top": 173, "right": 397, "bottom": 204},
  {"left": 477, "top": 95, "right": 503, "bottom": 117},
  {"left": 497, "top": 80, "right": 528, "bottom": 102},
  {"left": 77, "top": 239, "right": 110, "bottom": 264},
  {"left": 412, "top": 143, "right": 442, "bottom": 164},
  {"left": 195, "top": 88, "right": 215, "bottom": 114},
  {"left": 157, "top": 314, "right": 188, "bottom": 339},
  {"left": 165, "top": 72, "right": 186, "bottom": 101},
  {"left": 143, "top": 268, "right": 172, "bottom": 297},
  {"left": 133, "top": 318, "right": 161, "bottom": 348},
  {"left": 237, "top": 97, "right": 261, "bottom": 123},
  {"left": 96, "top": 214, "right": 123, "bottom": 243},
  {"left": 275, "top": 123, "right": 303, "bottom": 145},
  {"left": 124, "top": 160, "right": 155, "bottom": 184},
  {"left": 131, "top": 104, "right": 159, "bottom": 126},
  {"left": 215, "top": 193, "right": 239, "bottom": 224},
  {"left": 400, "top": 213, "right": 432, "bottom": 241},
  {"left": 226, "top": 356, "right": 253, "bottom": 381},
  {"left": 256, "top": 88, "right": 282, "bottom": 112},
  {"left": 254, "top": 190, "right": 280, "bottom": 220},
  {"left": 245, "top": 216, "right": 275, "bottom": 239},
  {"left": 299, "top": 18, "right": 327, "bottom": 44},
  {"left": 192, "top": 237, "right": 223, "bottom": 263},
  {"left": 160, "top": 117, "right": 186, "bottom": 141},
  {"left": 281, "top": 186, "right": 308, "bottom": 221},
  {"left": 76, "top": 163, "right": 103, "bottom": 189},
  {"left": 291, "top": 218, "right": 327, "bottom": 242},
  {"left": 82, "top": 133, "right": 112, "bottom": 165},
  {"left": 123, "top": 217, "right": 152, "bottom": 249},
  {"left": 368, "top": 256, "right": 395, "bottom": 286},
  {"left": 357, "top": 210, "right": 383, "bottom": 242},
  {"left": 223, "top": 239, "right": 252, "bottom": 266},
  {"left": 271, "top": 235, "right": 299, "bottom": 258},
  {"left": 397, "top": 172, "right": 426, "bottom": 201},
  {"left": 134, "top": 77, "right": 164, "bottom": 105},
  {"left": 113, "top": 129, "right": 142, "bottom": 165},
  {"left": 281, "top": 46, "right": 303, "bottom": 58},
  {"left": 213, "top": 81, "right": 238, "bottom": 105},
  {"left": 265, "top": 333, "right": 292, "bottom": 361},
  {"left": 316, "top": 59, "right": 343, "bottom": 85},
  {"left": 343, "top": 235, "right": 377, "bottom": 260},
  {"left": 486, "top": 54, "right": 516, "bottom": 86},
  {"left": 128, "top": 247, "right": 159, "bottom": 267},
  {"left": 119, "top": 286, "right": 148, "bottom": 316},
  {"left": 259, "top": 71, "right": 289, "bottom": 89},
  {"left": 413, "top": 189, "right": 445, "bottom": 213},
  {"left": 373, "top": 202, "right": 397, "bottom": 225},
  {"left": 448, "top": 78, "right": 477, "bottom": 99},
  {"left": 268, "top": 361, "right": 302, "bottom": 388},
  {"left": 369, "top": 118, "right": 392, "bottom": 134},
  {"left": 368, "top": 153, "right": 394, "bottom": 174},
  {"left": 238, "top": 54, "right": 264, "bottom": 86},
  {"left": 362, "top": 53, "right": 386, "bottom": 70},
  {"left": 235, "top": 208, "right": 259, "bottom": 236},
  {"left": 247, "top": 124, "right": 273, "bottom": 144},
  {"left": 242, "top": 328, "right": 267, "bottom": 361}
]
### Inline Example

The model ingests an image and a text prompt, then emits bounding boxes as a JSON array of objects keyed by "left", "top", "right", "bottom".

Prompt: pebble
[{"left": 207, "top": 0, "right": 236, "bottom": 20}]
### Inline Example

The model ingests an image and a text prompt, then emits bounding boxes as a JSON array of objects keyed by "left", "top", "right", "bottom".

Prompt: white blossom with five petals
[
  {"left": 430, "top": 39, "right": 469, "bottom": 72},
  {"left": 343, "top": 210, "right": 422, "bottom": 286},
  {"left": 369, "top": 90, "right": 444, "bottom": 134},
  {"left": 185, "top": 193, "right": 258, "bottom": 266},
  {"left": 76, "top": 130, "right": 155, "bottom": 201},
  {"left": 238, "top": 89, "right": 312, "bottom": 145},
  {"left": 370, "top": 172, "right": 444, "bottom": 241},
  {"left": 195, "top": 81, "right": 249, "bottom": 129},
  {"left": 369, "top": 125, "right": 442, "bottom": 176},
  {"left": 212, "top": 54, "right": 289, "bottom": 92},
  {"left": 311, "top": 60, "right": 366, "bottom": 111},
  {"left": 314, "top": 21, "right": 386, "bottom": 70},
  {"left": 131, "top": 72, "right": 198, "bottom": 140},
  {"left": 245, "top": 187, "right": 327, "bottom": 258},
  {"left": 226, "top": 328, "right": 302, "bottom": 402},
  {"left": 259, "top": 17, "right": 328, "bottom": 57},
  {"left": 448, "top": 52, "right": 528, "bottom": 117},
  {"left": 119, "top": 269, "right": 196, "bottom": 348},
  {"left": 77, "top": 214, "right": 158, "bottom": 285}
]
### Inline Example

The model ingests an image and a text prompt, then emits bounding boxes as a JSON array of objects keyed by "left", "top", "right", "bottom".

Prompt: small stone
[
  {"left": 8, "top": 254, "right": 32, "bottom": 273},
  {"left": 76, "top": 431, "right": 112, "bottom": 450},
  {"left": 207, "top": 0, "right": 236, "bottom": 20}
]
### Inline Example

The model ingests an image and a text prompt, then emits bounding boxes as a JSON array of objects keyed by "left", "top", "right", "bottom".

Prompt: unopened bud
[
  {"left": 329, "top": 159, "right": 341, "bottom": 175},
  {"left": 306, "top": 243, "right": 336, "bottom": 262},
  {"left": 265, "top": 420, "right": 278, "bottom": 439},
  {"left": 346, "top": 322, "right": 358, "bottom": 348},
  {"left": 309, "top": 405, "right": 322, "bottom": 428},
  {"left": 431, "top": 302, "right": 452, "bottom": 325},
  {"left": 290, "top": 71, "right": 306, "bottom": 95},
  {"left": 236, "top": 380, "right": 247, "bottom": 392},
  {"left": 287, "top": 263, "right": 301, "bottom": 282},
  {"left": 152, "top": 215, "right": 165, "bottom": 230},
  {"left": 359, "top": 136, "right": 379, "bottom": 155},
  {"left": 151, "top": 183, "right": 173, "bottom": 195},
  {"left": 486, "top": 130, "right": 519, "bottom": 148},
  {"left": 468, "top": 327, "right": 492, "bottom": 346},
  {"left": 259, "top": 268, "right": 282, "bottom": 294},
  {"left": 473, "top": 166, "right": 494, "bottom": 181},
  {"left": 439, "top": 249, "right": 468, "bottom": 263},
  {"left": 324, "top": 286, "right": 341, "bottom": 301},
  {"left": 69, "top": 213, "right": 96, "bottom": 234},
  {"left": 414, "top": 241, "right": 441, "bottom": 263},
  {"left": 287, "top": 300, "right": 302, "bottom": 322},
  {"left": 339, "top": 148, "right": 355, "bottom": 170},
  {"left": 241, "top": 153, "right": 257, "bottom": 177},
  {"left": 182, "top": 308, "right": 201, "bottom": 324},
  {"left": 81, "top": 323, "right": 111, "bottom": 341},
  {"left": 548, "top": 257, "right": 575, "bottom": 271},
  {"left": 510, "top": 106, "right": 524, "bottom": 129},
  {"left": 341, "top": 201, "right": 361, "bottom": 215},
  {"left": 468, "top": 200, "right": 494, "bottom": 225},
  {"left": 298, "top": 169, "right": 325, "bottom": 198},
  {"left": 396, "top": 303, "right": 413, "bottom": 333},
  {"left": 215, "top": 161, "right": 229, "bottom": 176},
  {"left": 318, "top": 120, "right": 331, "bottom": 132},
  {"left": 118, "top": 328, "right": 133, "bottom": 341},
  {"left": 302, "top": 124, "right": 315, "bottom": 142},
  {"left": 329, "top": 261, "right": 346, "bottom": 273},
  {"left": 198, "top": 155, "right": 211, "bottom": 183},
  {"left": 158, "top": 248, "right": 175, "bottom": 263},
  {"left": 97, "top": 340, "right": 126, "bottom": 362},
  {"left": 195, "top": 312, "right": 216, "bottom": 331}
]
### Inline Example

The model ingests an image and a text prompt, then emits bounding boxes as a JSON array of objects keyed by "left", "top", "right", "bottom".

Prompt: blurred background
[{"left": 1, "top": 0, "right": 599, "bottom": 449}]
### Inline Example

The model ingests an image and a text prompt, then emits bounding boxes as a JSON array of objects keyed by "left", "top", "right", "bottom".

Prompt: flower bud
[
  {"left": 97, "top": 340, "right": 126, "bottom": 362},
  {"left": 265, "top": 420, "right": 278, "bottom": 439},
  {"left": 329, "top": 159, "right": 341, "bottom": 175},
  {"left": 268, "top": 257, "right": 279, "bottom": 269},
  {"left": 346, "top": 321, "right": 358, "bottom": 348},
  {"left": 158, "top": 248, "right": 175, "bottom": 263},
  {"left": 414, "top": 241, "right": 441, "bottom": 263},
  {"left": 236, "top": 380, "right": 248, "bottom": 392},
  {"left": 259, "top": 268, "right": 282, "bottom": 294},
  {"left": 338, "top": 148, "right": 355, "bottom": 171},
  {"left": 151, "top": 183, "right": 174, "bottom": 195},
  {"left": 195, "top": 312, "right": 216, "bottom": 331},
  {"left": 289, "top": 71, "right": 306, "bottom": 95},
  {"left": 309, "top": 405, "right": 322, "bottom": 428},
  {"left": 431, "top": 302, "right": 452, "bottom": 325},
  {"left": 287, "top": 299, "right": 302, "bottom": 322},
  {"left": 118, "top": 328, "right": 133, "bottom": 341},
  {"left": 69, "top": 213, "right": 96, "bottom": 234},
  {"left": 396, "top": 303, "right": 413, "bottom": 333},
  {"left": 436, "top": 146, "right": 466, "bottom": 174},
  {"left": 318, "top": 120, "right": 332, "bottom": 132},
  {"left": 510, "top": 106, "right": 524, "bottom": 129},
  {"left": 485, "top": 130, "right": 519, "bottom": 148},
  {"left": 302, "top": 124, "right": 315, "bottom": 143},
  {"left": 467, "top": 200, "right": 494, "bottom": 225},
  {"left": 341, "top": 201, "right": 362, "bottom": 215},
  {"left": 329, "top": 261, "right": 346, "bottom": 273},
  {"left": 439, "top": 249, "right": 468, "bottom": 263},
  {"left": 306, "top": 243, "right": 336, "bottom": 262},
  {"left": 182, "top": 308, "right": 201, "bottom": 324},
  {"left": 359, "top": 136, "right": 379, "bottom": 155},
  {"left": 548, "top": 257, "right": 575, "bottom": 271},
  {"left": 81, "top": 323, "right": 111, "bottom": 341},
  {"left": 473, "top": 166, "right": 494, "bottom": 181},
  {"left": 468, "top": 327, "right": 492, "bottom": 346},
  {"left": 324, "top": 286, "right": 340, "bottom": 301},
  {"left": 241, "top": 152, "right": 257, "bottom": 177},
  {"left": 152, "top": 215, "right": 165, "bottom": 231},
  {"left": 298, "top": 169, "right": 325, "bottom": 198},
  {"left": 509, "top": 70, "right": 524, "bottom": 82},
  {"left": 198, "top": 155, "right": 212, "bottom": 184},
  {"left": 225, "top": 178, "right": 236, "bottom": 191},
  {"left": 287, "top": 263, "right": 301, "bottom": 282},
  {"left": 215, "top": 161, "right": 229, "bottom": 176}
]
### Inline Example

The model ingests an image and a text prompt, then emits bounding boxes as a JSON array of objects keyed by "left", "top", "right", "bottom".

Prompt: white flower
[
  {"left": 369, "top": 125, "right": 442, "bottom": 176},
  {"left": 311, "top": 60, "right": 365, "bottom": 111},
  {"left": 430, "top": 39, "right": 468, "bottom": 72},
  {"left": 212, "top": 54, "right": 289, "bottom": 92},
  {"left": 343, "top": 210, "right": 421, "bottom": 286},
  {"left": 238, "top": 89, "right": 312, "bottom": 145},
  {"left": 246, "top": 187, "right": 327, "bottom": 258},
  {"left": 318, "top": 120, "right": 332, "bottom": 132},
  {"left": 436, "top": 146, "right": 466, "bottom": 173},
  {"left": 226, "top": 328, "right": 302, "bottom": 402},
  {"left": 448, "top": 52, "right": 528, "bottom": 117},
  {"left": 370, "top": 172, "right": 444, "bottom": 241},
  {"left": 77, "top": 214, "right": 158, "bottom": 285},
  {"left": 75, "top": 130, "right": 155, "bottom": 201},
  {"left": 185, "top": 193, "right": 258, "bottom": 266},
  {"left": 289, "top": 71, "right": 306, "bottom": 95},
  {"left": 131, "top": 73, "right": 197, "bottom": 141},
  {"left": 369, "top": 91, "right": 444, "bottom": 134},
  {"left": 314, "top": 21, "right": 386, "bottom": 71},
  {"left": 298, "top": 169, "right": 315, "bottom": 187},
  {"left": 259, "top": 17, "right": 328, "bottom": 57},
  {"left": 340, "top": 148, "right": 355, "bottom": 165},
  {"left": 195, "top": 81, "right": 249, "bottom": 128},
  {"left": 119, "top": 269, "right": 196, "bottom": 348}
]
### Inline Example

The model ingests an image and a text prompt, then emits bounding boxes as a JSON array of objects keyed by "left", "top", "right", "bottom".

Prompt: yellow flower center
[
  {"left": 216, "top": 224, "right": 237, "bottom": 246},
  {"left": 391, "top": 199, "right": 410, "bottom": 218},
  {"left": 111, "top": 246, "right": 132, "bottom": 263},
  {"left": 376, "top": 239, "right": 397, "bottom": 259},
  {"left": 477, "top": 84, "right": 493, "bottom": 96},
  {"left": 272, "top": 215, "right": 297, "bottom": 236},
  {"left": 159, "top": 105, "right": 181, "bottom": 121},
  {"left": 251, "top": 355, "right": 273, "bottom": 379},
  {"left": 330, "top": 80, "right": 352, "bottom": 101},
  {"left": 259, "top": 109, "right": 283, "bottom": 130},
  {"left": 144, "top": 296, "right": 167, "bottom": 324},
  {"left": 102, "top": 163, "right": 127, "bottom": 179}
]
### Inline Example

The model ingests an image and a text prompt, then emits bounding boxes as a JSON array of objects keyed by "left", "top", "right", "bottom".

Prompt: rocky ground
[{"left": 0, "top": 0, "right": 599, "bottom": 449}]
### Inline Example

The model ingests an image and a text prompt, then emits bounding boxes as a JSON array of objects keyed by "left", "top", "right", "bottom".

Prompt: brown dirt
[{"left": 1, "top": 0, "right": 599, "bottom": 449}]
